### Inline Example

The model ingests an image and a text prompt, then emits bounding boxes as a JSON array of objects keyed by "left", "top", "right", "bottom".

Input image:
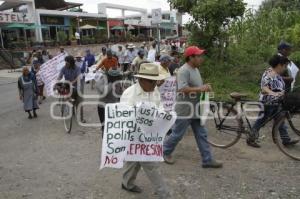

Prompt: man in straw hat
[
  {"left": 120, "top": 62, "right": 172, "bottom": 198},
  {"left": 123, "top": 44, "right": 137, "bottom": 72},
  {"left": 163, "top": 46, "right": 223, "bottom": 168}
]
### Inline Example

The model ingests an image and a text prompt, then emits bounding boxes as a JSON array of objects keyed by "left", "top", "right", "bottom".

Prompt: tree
[
  {"left": 168, "top": 0, "right": 246, "bottom": 59},
  {"left": 259, "top": 0, "right": 300, "bottom": 12}
]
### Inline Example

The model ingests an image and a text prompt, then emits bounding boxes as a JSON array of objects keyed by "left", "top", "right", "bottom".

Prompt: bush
[
  {"left": 57, "top": 31, "right": 68, "bottom": 45},
  {"left": 290, "top": 51, "right": 300, "bottom": 66}
]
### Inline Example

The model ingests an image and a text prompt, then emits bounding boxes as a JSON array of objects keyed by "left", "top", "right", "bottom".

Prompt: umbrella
[
  {"left": 25, "top": 24, "right": 48, "bottom": 30},
  {"left": 4, "top": 23, "right": 30, "bottom": 29},
  {"left": 80, "top": 24, "right": 97, "bottom": 30},
  {"left": 96, "top": 26, "right": 106, "bottom": 30},
  {"left": 111, "top": 26, "right": 125, "bottom": 30}
]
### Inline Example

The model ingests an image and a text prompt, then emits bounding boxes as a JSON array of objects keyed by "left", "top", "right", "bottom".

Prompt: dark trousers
[
  {"left": 251, "top": 105, "right": 291, "bottom": 143},
  {"left": 123, "top": 63, "right": 130, "bottom": 72},
  {"left": 97, "top": 105, "right": 105, "bottom": 134}
]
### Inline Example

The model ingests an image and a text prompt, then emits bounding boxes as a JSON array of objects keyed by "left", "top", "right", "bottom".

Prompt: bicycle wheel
[
  {"left": 286, "top": 111, "right": 300, "bottom": 136},
  {"left": 207, "top": 102, "right": 242, "bottom": 148},
  {"left": 61, "top": 103, "right": 73, "bottom": 134},
  {"left": 272, "top": 113, "right": 300, "bottom": 161}
]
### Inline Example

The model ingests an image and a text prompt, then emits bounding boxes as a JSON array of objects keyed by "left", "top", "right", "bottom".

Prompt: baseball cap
[
  {"left": 159, "top": 55, "right": 174, "bottom": 62},
  {"left": 278, "top": 42, "right": 293, "bottom": 50},
  {"left": 184, "top": 46, "right": 206, "bottom": 57}
]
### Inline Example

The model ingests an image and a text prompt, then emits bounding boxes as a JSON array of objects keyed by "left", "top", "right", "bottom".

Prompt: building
[
  {"left": 98, "top": 3, "right": 183, "bottom": 40},
  {"left": 0, "top": 0, "right": 107, "bottom": 47}
]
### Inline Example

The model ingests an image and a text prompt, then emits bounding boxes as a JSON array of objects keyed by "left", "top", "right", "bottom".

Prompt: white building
[
  {"left": 98, "top": 3, "right": 183, "bottom": 39},
  {"left": 0, "top": 0, "right": 107, "bottom": 47}
]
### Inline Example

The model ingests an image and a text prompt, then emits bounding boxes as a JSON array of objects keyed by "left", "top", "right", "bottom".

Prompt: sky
[{"left": 66, "top": 0, "right": 264, "bottom": 23}]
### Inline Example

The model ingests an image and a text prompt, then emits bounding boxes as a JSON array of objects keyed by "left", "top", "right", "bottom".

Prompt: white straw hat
[{"left": 134, "top": 63, "right": 166, "bottom": 80}]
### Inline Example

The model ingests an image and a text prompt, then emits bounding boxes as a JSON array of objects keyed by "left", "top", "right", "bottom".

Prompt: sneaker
[
  {"left": 247, "top": 139, "right": 261, "bottom": 148},
  {"left": 202, "top": 160, "right": 223, "bottom": 168},
  {"left": 163, "top": 155, "right": 175, "bottom": 165},
  {"left": 121, "top": 184, "right": 142, "bottom": 193},
  {"left": 283, "top": 139, "right": 299, "bottom": 146}
]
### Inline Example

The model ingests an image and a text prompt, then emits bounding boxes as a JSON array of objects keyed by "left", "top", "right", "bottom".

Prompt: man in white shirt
[
  {"left": 75, "top": 31, "right": 81, "bottom": 45},
  {"left": 147, "top": 43, "right": 157, "bottom": 62},
  {"left": 123, "top": 44, "right": 137, "bottom": 72},
  {"left": 121, "top": 63, "right": 171, "bottom": 199}
]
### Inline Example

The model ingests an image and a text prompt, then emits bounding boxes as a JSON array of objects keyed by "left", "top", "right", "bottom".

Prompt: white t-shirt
[
  {"left": 147, "top": 49, "right": 156, "bottom": 62},
  {"left": 75, "top": 32, "right": 80, "bottom": 40}
]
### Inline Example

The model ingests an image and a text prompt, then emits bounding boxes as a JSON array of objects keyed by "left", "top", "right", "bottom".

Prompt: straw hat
[
  {"left": 127, "top": 43, "right": 136, "bottom": 49},
  {"left": 134, "top": 63, "right": 166, "bottom": 81},
  {"left": 75, "top": 53, "right": 82, "bottom": 58}
]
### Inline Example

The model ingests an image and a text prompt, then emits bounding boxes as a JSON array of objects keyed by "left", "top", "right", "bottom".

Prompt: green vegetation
[{"left": 169, "top": 0, "right": 300, "bottom": 100}]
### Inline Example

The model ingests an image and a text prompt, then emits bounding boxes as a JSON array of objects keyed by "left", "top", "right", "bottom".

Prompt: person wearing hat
[
  {"left": 120, "top": 62, "right": 172, "bottom": 198},
  {"left": 158, "top": 55, "right": 172, "bottom": 80},
  {"left": 163, "top": 46, "right": 223, "bottom": 168},
  {"left": 277, "top": 42, "right": 298, "bottom": 92},
  {"left": 131, "top": 49, "right": 147, "bottom": 73},
  {"left": 94, "top": 49, "right": 119, "bottom": 72},
  {"left": 123, "top": 44, "right": 137, "bottom": 72}
]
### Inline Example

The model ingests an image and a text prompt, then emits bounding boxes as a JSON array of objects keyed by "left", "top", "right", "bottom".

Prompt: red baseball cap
[{"left": 184, "top": 46, "right": 206, "bottom": 57}]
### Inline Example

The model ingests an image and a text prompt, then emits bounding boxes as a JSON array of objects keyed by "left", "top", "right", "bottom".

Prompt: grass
[{"left": 200, "top": 60, "right": 267, "bottom": 101}]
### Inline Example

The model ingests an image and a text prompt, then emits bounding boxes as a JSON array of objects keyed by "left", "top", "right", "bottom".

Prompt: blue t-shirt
[{"left": 58, "top": 66, "right": 81, "bottom": 87}]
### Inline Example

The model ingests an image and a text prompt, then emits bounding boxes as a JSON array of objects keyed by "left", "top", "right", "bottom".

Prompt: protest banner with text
[
  {"left": 100, "top": 102, "right": 176, "bottom": 169},
  {"left": 39, "top": 53, "right": 66, "bottom": 96}
]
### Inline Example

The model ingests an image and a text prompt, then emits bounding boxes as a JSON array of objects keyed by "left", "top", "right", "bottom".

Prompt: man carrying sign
[{"left": 120, "top": 62, "right": 171, "bottom": 198}]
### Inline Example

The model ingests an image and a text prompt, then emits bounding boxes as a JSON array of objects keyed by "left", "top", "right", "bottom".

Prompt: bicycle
[
  {"left": 54, "top": 82, "right": 76, "bottom": 134},
  {"left": 208, "top": 92, "right": 300, "bottom": 160}
]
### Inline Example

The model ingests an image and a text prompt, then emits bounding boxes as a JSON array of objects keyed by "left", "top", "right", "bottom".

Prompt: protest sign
[
  {"left": 159, "top": 76, "right": 177, "bottom": 111},
  {"left": 125, "top": 102, "right": 176, "bottom": 162},
  {"left": 39, "top": 53, "right": 65, "bottom": 96},
  {"left": 100, "top": 102, "right": 176, "bottom": 169}
]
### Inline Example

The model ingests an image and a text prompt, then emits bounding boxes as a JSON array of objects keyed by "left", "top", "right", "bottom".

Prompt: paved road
[{"left": 0, "top": 73, "right": 299, "bottom": 199}]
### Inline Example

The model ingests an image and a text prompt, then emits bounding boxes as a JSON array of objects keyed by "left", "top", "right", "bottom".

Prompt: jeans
[
  {"left": 251, "top": 105, "right": 291, "bottom": 143},
  {"left": 163, "top": 119, "right": 213, "bottom": 164}
]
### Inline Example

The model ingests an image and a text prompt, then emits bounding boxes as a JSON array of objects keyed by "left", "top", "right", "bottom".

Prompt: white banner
[
  {"left": 159, "top": 76, "right": 177, "bottom": 111},
  {"left": 39, "top": 53, "right": 66, "bottom": 96},
  {"left": 100, "top": 102, "right": 176, "bottom": 169}
]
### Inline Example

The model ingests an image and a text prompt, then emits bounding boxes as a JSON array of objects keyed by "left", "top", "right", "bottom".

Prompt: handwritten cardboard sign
[
  {"left": 100, "top": 102, "right": 176, "bottom": 169},
  {"left": 159, "top": 76, "right": 177, "bottom": 111}
]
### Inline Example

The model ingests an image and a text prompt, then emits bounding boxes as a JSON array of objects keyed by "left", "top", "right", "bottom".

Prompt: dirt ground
[{"left": 0, "top": 76, "right": 299, "bottom": 199}]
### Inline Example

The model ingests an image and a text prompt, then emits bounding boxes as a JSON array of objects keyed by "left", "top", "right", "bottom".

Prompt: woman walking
[{"left": 18, "top": 66, "right": 39, "bottom": 119}]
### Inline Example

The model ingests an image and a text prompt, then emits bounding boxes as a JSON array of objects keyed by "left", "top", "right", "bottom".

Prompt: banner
[
  {"left": 159, "top": 76, "right": 177, "bottom": 111},
  {"left": 100, "top": 102, "right": 177, "bottom": 169},
  {"left": 39, "top": 53, "right": 66, "bottom": 96}
]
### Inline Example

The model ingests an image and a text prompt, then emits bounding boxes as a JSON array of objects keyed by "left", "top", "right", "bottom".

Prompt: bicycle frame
[{"left": 211, "top": 100, "right": 287, "bottom": 134}]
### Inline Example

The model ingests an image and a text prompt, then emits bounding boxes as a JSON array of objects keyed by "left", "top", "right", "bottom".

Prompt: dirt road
[{"left": 0, "top": 76, "right": 299, "bottom": 199}]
